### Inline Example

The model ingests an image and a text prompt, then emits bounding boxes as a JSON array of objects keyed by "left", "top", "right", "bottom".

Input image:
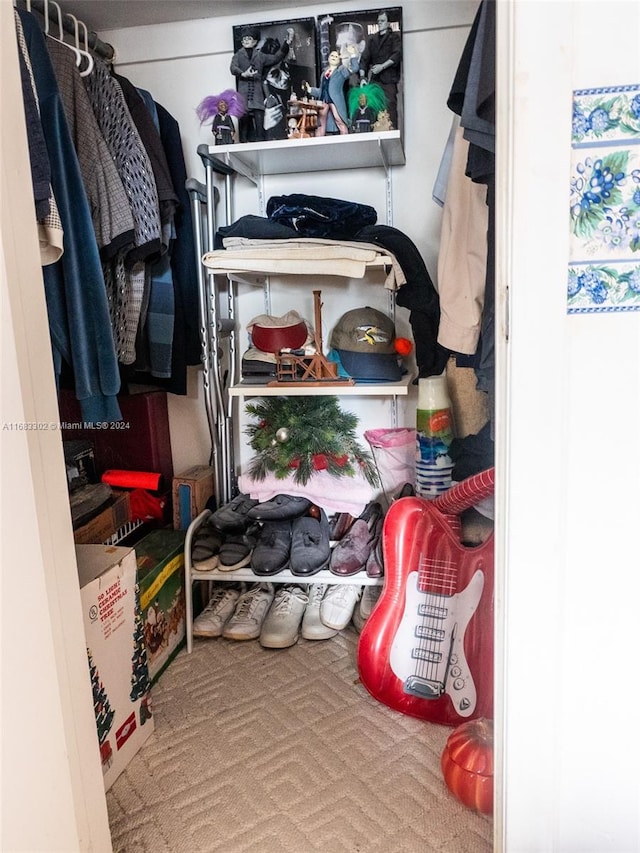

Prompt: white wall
[
  {"left": 496, "top": 2, "right": 640, "bottom": 851},
  {"left": 1, "top": 3, "right": 112, "bottom": 849},
  {"left": 105, "top": 0, "right": 478, "bottom": 474}
]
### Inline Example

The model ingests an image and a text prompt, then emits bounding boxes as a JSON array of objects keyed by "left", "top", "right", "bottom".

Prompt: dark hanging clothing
[
  {"left": 17, "top": 8, "right": 121, "bottom": 423},
  {"left": 16, "top": 27, "right": 51, "bottom": 221},
  {"left": 114, "top": 73, "right": 179, "bottom": 230},
  {"left": 132, "top": 102, "right": 202, "bottom": 394},
  {"left": 446, "top": 0, "right": 495, "bottom": 394},
  {"left": 47, "top": 38, "right": 134, "bottom": 261},
  {"left": 355, "top": 224, "right": 450, "bottom": 380}
]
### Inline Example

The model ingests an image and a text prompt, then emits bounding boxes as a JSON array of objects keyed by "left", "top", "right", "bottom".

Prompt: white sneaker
[
  {"left": 222, "top": 583, "right": 275, "bottom": 641},
  {"left": 301, "top": 583, "right": 338, "bottom": 640},
  {"left": 193, "top": 585, "right": 242, "bottom": 638},
  {"left": 259, "top": 585, "right": 309, "bottom": 649},
  {"left": 320, "top": 584, "right": 363, "bottom": 631},
  {"left": 352, "top": 584, "right": 382, "bottom": 633}
]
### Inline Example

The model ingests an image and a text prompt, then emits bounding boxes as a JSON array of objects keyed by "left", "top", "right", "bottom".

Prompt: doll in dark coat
[
  {"left": 359, "top": 11, "right": 403, "bottom": 130},
  {"left": 211, "top": 101, "right": 235, "bottom": 145},
  {"left": 230, "top": 26, "right": 294, "bottom": 142},
  {"left": 196, "top": 89, "right": 246, "bottom": 145}
]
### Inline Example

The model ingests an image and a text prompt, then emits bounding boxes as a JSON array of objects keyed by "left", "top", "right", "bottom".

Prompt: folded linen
[
  {"left": 202, "top": 237, "right": 405, "bottom": 291},
  {"left": 238, "top": 469, "right": 374, "bottom": 517}
]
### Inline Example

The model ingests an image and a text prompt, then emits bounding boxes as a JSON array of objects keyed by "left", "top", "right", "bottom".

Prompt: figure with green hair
[{"left": 348, "top": 83, "right": 387, "bottom": 133}]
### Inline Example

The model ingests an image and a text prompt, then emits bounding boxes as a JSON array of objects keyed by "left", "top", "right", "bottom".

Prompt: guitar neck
[{"left": 431, "top": 467, "right": 495, "bottom": 517}]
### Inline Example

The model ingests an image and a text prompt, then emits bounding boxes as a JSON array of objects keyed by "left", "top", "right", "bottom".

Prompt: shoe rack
[{"left": 184, "top": 509, "right": 382, "bottom": 653}]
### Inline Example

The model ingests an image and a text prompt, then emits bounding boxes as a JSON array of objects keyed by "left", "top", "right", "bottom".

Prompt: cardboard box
[
  {"left": 73, "top": 491, "right": 131, "bottom": 545},
  {"left": 172, "top": 465, "right": 215, "bottom": 530},
  {"left": 76, "top": 545, "right": 155, "bottom": 791},
  {"left": 135, "top": 529, "right": 186, "bottom": 683}
]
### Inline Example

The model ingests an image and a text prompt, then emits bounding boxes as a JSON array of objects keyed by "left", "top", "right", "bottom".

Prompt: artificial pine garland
[{"left": 244, "top": 396, "right": 379, "bottom": 487}]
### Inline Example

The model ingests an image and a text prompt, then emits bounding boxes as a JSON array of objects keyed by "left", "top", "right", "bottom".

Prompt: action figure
[
  {"left": 302, "top": 46, "right": 359, "bottom": 136},
  {"left": 230, "top": 26, "right": 294, "bottom": 143},
  {"left": 359, "top": 11, "right": 403, "bottom": 130},
  {"left": 334, "top": 20, "right": 366, "bottom": 88},
  {"left": 196, "top": 89, "right": 246, "bottom": 145},
  {"left": 348, "top": 83, "right": 387, "bottom": 133},
  {"left": 261, "top": 37, "right": 293, "bottom": 141}
]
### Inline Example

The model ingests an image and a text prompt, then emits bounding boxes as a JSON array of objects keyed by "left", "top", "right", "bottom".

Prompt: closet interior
[{"left": 11, "top": 0, "right": 495, "bottom": 849}]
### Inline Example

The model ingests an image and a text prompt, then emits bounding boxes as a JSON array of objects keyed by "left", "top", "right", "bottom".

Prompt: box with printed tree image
[
  {"left": 76, "top": 545, "right": 154, "bottom": 791},
  {"left": 134, "top": 529, "right": 186, "bottom": 685}
]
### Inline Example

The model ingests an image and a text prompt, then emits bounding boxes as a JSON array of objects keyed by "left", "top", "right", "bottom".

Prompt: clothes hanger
[
  {"left": 46, "top": 0, "right": 82, "bottom": 67},
  {"left": 67, "top": 13, "right": 94, "bottom": 76}
]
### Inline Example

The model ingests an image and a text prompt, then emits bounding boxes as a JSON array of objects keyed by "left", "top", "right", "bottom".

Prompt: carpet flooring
[{"left": 106, "top": 626, "right": 493, "bottom": 853}]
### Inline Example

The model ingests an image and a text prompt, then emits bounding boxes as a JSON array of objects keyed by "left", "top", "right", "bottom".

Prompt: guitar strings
[{"left": 414, "top": 540, "right": 457, "bottom": 687}]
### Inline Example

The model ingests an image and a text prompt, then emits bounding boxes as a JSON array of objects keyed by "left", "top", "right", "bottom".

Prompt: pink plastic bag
[{"left": 364, "top": 428, "right": 416, "bottom": 509}]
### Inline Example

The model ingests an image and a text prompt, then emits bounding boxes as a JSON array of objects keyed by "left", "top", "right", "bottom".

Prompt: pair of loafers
[
  {"left": 191, "top": 520, "right": 260, "bottom": 572},
  {"left": 193, "top": 493, "right": 312, "bottom": 572},
  {"left": 248, "top": 494, "right": 311, "bottom": 521},
  {"left": 252, "top": 509, "right": 331, "bottom": 576},
  {"left": 210, "top": 492, "right": 312, "bottom": 528},
  {"left": 192, "top": 493, "right": 261, "bottom": 572},
  {"left": 329, "top": 501, "right": 384, "bottom": 577}
]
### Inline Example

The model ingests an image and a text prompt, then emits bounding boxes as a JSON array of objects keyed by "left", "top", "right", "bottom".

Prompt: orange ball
[{"left": 394, "top": 337, "right": 413, "bottom": 356}]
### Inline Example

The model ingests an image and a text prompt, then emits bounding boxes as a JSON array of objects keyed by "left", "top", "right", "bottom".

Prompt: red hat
[{"left": 248, "top": 311, "right": 309, "bottom": 354}]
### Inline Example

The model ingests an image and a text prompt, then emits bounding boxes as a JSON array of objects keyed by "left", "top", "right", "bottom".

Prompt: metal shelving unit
[{"left": 184, "top": 133, "right": 406, "bottom": 652}]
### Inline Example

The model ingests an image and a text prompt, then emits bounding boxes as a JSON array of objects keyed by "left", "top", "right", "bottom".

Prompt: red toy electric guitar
[{"left": 357, "top": 469, "right": 495, "bottom": 726}]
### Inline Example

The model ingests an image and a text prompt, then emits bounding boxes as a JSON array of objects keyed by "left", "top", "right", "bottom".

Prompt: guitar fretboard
[{"left": 417, "top": 555, "right": 458, "bottom": 597}]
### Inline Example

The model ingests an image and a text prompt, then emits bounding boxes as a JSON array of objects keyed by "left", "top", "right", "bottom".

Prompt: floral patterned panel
[{"left": 568, "top": 83, "right": 640, "bottom": 313}]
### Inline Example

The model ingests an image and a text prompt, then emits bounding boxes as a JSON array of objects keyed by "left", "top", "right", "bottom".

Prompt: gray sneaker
[
  {"left": 259, "top": 585, "right": 309, "bottom": 649},
  {"left": 222, "top": 583, "right": 275, "bottom": 640},
  {"left": 301, "top": 583, "right": 338, "bottom": 640},
  {"left": 193, "top": 585, "right": 242, "bottom": 638},
  {"left": 352, "top": 584, "right": 382, "bottom": 633}
]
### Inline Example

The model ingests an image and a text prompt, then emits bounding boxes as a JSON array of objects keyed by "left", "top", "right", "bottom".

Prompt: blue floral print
[{"left": 569, "top": 84, "right": 640, "bottom": 313}]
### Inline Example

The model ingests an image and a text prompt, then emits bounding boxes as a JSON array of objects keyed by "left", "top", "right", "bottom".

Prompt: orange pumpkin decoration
[{"left": 440, "top": 717, "right": 494, "bottom": 815}]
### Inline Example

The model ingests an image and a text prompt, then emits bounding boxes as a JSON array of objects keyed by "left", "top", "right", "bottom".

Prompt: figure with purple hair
[{"left": 196, "top": 89, "right": 246, "bottom": 145}]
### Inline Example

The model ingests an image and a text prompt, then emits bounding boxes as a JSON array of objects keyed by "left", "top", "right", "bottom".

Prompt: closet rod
[{"left": 26, "top": 0, "right": 115, "bottom": 61}]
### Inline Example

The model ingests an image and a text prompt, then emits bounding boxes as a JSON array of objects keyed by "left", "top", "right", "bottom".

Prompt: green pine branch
[{"left": 244, "top": 396, "right": 378, "bottom": 487}]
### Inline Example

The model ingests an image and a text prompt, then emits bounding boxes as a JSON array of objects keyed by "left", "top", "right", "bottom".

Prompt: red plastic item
[
  {"left": 102, "top": 470, "right": 163, "bottom": 492},
  {"left": 129, "top": 489, "right": 166, "bottom": 522},
  {"left": 441, "top": 717, "right": 494, "bottom": 814},
  {"left": 357, "top": 487, "right": 494, "bottom": 726}
]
